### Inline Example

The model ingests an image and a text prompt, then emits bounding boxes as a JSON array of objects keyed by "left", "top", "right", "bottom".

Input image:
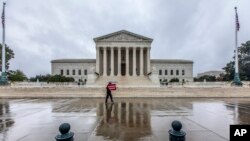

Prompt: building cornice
[{"left": 51, "top": 59, "right": 96, "bottom": 63}]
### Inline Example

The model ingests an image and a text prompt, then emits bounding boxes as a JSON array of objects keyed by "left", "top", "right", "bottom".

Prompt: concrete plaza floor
[{"left": 0, "top": 98, "right": 250, "bottom": 141}]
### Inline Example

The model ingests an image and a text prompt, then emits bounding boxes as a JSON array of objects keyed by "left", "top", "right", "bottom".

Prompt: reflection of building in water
[
  {"left": 96, "top": 102, "right": 152, "bottom": 141},
  {"left": 50, "top": 98, "right": 193, "bottom": 140},
  {"left": 225, "top": 101, "right": 250, "bottom": 124},
  {"left": 0, "top": 102, "right": 14, "bottom": 138}
]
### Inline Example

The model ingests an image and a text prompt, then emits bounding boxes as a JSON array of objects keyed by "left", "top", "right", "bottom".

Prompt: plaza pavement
[{"left": 1, "top": 98, "right": 250, "bottom": 141}]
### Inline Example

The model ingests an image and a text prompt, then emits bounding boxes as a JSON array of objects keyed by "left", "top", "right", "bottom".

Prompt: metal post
[
  {"left": 233, "top": 7, "right": 242, "bottom": 86},
  {"left": 55, "top": 123, "right": 74, "bottom": 141},
  {"left": 168, "top": 120, "right": 186, "bottom": 141}
]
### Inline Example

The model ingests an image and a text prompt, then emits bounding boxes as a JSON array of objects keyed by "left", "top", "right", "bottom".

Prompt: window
[
  {"left": 165, "top": 70, "right": 168, "bottom": 75},
  {"left": 60, "top": 69, "right": 63, "bottom": 75},
  {"left": 78, "top": 69, "right": 81, "bottom": 75},
  {"left": 84, "top": 69, "right": 87, "bottom": 75},
  {"left": 171, "top": 70, "right": 173, "bottom": 75},
  {"left": 66, "top": 70, "right": 69, "bottom": 75},
  {"left": 72, "top": 69, "right": 75, "bottom": 75},
  {"left": 182, "top": 70, "right": 185, "bottom": 75},
  {"left": 159, "top": 70, "right": 162, "bottom": 75},
  {"left": 176, "top": 70, "right": 179, "bottom": 75}
]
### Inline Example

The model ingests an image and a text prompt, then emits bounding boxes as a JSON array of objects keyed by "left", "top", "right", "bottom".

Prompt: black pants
[{"left": 105, "top": 92, "right": 114, "bottom": 103}]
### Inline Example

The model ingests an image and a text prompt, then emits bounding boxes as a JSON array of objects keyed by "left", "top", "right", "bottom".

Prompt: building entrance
[{"left": 121, "top": 64, "right": 126, "bottom": 76}]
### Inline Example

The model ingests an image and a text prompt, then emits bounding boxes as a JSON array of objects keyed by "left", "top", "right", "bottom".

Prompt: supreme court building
[{"left": 51, "top": 30, "right": 193, "bottom": 85}]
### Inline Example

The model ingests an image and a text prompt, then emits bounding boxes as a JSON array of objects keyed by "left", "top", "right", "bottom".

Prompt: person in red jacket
[{"left": 106, "top": 82, "right": 114, "bottom": 103}]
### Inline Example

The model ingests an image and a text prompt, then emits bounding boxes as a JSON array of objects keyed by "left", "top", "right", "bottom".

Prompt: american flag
[
  {"left": 1, "top": 2, "right": 5, "bottom": 28},
  {"left": 235, "top": 7, "right": 240, "bottom": 31}
]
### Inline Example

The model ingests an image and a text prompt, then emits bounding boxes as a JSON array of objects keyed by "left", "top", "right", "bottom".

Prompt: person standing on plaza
[{"left": 106, "top": 82, "right": 114, "bottom": 103}]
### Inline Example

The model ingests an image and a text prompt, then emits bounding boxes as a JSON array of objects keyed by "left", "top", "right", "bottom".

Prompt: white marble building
[
  {"left": 51, "top": 30, "right": 193, "bottom": 85},
  {"left": 197, "top": 70, "right": 225, "bottom": 78}
]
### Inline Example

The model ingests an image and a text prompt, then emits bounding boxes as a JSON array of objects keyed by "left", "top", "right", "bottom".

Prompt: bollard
[
  {"left": 55, "top": 123, "right": 74, "bottom": 141},
  {"left": 168, "top": 120, "right": 186, "bottom": 141}
]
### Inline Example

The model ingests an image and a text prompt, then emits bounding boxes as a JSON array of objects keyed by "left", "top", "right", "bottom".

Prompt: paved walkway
[{"left": 0, "top": 98, "right": 250, "bottom": 141}]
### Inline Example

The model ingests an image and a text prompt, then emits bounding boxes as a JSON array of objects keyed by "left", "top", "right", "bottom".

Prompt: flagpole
[
  {"left": 2, "top": 2, "right": 5, "bottom": 73},
  {"left": 233, "top": 7, "right": 242, "bottom": 86},
  {"left": 0, "top": 2, "right": 7, "bottom": 85}
]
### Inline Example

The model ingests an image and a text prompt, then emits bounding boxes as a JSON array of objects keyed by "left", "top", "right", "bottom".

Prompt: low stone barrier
[{"left": 0, "top": 86, "right": 249, "bottom": 98}]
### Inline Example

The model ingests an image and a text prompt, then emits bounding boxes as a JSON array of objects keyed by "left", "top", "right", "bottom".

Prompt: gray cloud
[{"left": 2, "top": 0, "right": 250, "bottom": 77}]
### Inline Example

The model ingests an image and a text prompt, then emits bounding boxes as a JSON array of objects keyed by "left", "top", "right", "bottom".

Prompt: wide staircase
[{"left": 94, "top": 76, "right": 157, "bottom": 87}]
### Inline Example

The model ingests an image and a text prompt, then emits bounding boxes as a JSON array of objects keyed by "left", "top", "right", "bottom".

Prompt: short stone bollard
[
  {"left": 168, "top": 120, "right": 186, "bottom": 141},
  {"left": 55, "top": 123, "right": 74, "bottom": 141}
]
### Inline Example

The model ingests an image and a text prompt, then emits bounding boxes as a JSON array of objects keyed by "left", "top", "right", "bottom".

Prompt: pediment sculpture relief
[{"left": 101, "top": 33, "right": 144, "bottom": 41}]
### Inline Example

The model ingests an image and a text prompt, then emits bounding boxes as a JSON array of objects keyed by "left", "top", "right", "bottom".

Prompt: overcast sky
[{"left": 1, "top": 0, "right": 250, "bottom": 77}]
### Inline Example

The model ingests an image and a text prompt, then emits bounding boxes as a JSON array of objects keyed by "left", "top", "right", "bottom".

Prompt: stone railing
[
  {"left": 160, "top": 81, "right": 250, "bottom": 88},
  {"left": 2, "top": 81, "right": 250, "bottom": 88},
  {"left": 8, "top": 82, "right": 86, "bottom": 88}
]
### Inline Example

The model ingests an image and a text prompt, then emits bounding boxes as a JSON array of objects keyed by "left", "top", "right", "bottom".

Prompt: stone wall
[
  {"left": 51, "top": 62, "right": 95, "bottom": 81},
  {"left": 151, "top": 61, "right": 193, "bottom": 82},
  {"left": 1, "top": 86, "right": 250, "bottom": 98}
]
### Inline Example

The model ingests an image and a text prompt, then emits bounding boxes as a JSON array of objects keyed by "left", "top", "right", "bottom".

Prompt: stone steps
[{"left": 94, "top": 76, "right": 156, "bottom": 86}]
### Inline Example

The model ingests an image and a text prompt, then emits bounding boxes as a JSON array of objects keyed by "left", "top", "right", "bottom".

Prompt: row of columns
[{"left": 96, "top": 47, "right": 151, "bottom": 76}]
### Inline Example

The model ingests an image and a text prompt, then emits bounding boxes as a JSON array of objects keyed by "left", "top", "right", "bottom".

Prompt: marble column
[
  {"left": 111, "top": 103, "right": 115, "bottom": 117},
  {"left": 147, "top": 48, "right": 151, "bottom": 74},
  {"left": 118, "top": 47, "right": 121, "bottom": 76},
  {"left": 133, "top": 47, "right": 136, "bottom": 76},
  {"left": 96, "top": 47, "right": 100, "bottom": 74},
  {"left": 118, "top": 102, "right": 121, "bottom": 123},
  {"left": 96, "top": 103, "right": 100, "bottom": 116},
  {"left": 103, "top": 103, "right": 107, "bottom": 123},
  {"left": 126, "top": 47, "right": 129, "bottom": 76},
  {"left": 110, "top": 47, "right": 114, "bottom": 76},
  {"left": 140, "top": 47, "right": 144, "bottom": 76},
  {"left": 103, "top": 47, "right": 107, "bottom": 76},
  {"left": 147, "top": 104, "right": 151, "bottom": 125},
  {"left": 140, "top": 102, "right": 143, "bottom": 127},
  {"left": 126, "top": 102, "right": 129, "bottom": 125},
  {"left": 133, "top": 104, "right": 136, "bottom": 126}
]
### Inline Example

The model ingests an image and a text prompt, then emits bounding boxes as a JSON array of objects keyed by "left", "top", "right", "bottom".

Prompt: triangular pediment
[{"left": 94, "top": 30, "right": 153, "bottom": 42}]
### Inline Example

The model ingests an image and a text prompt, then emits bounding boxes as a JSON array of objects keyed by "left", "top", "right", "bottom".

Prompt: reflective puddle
[{"left": 0, "top": 98, "right": 250, "bottom": 141}]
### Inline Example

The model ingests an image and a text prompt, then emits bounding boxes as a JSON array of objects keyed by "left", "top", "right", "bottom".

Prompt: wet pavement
[{"left": 0, "top": 98, "right": 250, "bottom": 141}]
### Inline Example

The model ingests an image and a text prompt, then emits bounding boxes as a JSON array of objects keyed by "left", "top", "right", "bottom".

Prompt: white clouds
[{"left": 1, "top": 0, "right": 249, "bottom": 77}]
